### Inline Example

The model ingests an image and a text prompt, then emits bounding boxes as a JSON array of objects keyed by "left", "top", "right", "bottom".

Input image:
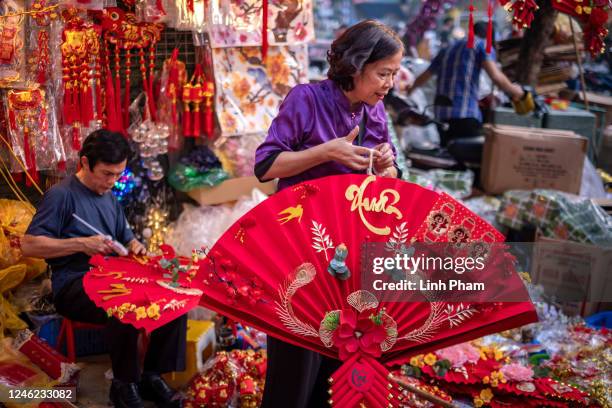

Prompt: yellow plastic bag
[
  {"left": 0, "top": 199, "right": 46, "bottom": 279},
  {"left": 0, "top": 199, "right": 35, "bottom": 232},
  {"left": 0, "top": 265, "right": 27, "bottom": 338}
]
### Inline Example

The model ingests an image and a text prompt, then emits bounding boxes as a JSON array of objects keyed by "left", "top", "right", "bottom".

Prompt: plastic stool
[
  {"left": 57, "top": 318, "right": 150, "bottom": 363},
  {"left": 56, "top": 318, "right": 106, "bottom": 362}
]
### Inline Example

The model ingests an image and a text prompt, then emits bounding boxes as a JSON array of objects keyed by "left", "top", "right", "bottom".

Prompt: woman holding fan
[{"left": 254, "top": 19, "right": 404, "bottom": 408}]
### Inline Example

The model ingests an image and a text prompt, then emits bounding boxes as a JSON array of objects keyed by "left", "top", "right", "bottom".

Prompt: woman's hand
[
  {"left": 373, "top": 143, "right": 395, "bottom": 173},
  {"left": 326, "top": 126, "right": 380, "bottom": 170},
  {"left": 376, "top": 166, "right": 398, "bottom": 178}
]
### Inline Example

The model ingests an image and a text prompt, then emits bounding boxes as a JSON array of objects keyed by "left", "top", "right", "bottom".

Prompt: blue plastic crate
[{"left": 38, "top": 317, "right": 109, "bottom": 358}]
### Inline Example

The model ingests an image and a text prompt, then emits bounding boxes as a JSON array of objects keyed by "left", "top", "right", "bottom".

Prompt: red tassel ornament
[
  {"left": 105, "top": 72, "right": 121, "bottom": 132},
  {"left": 467, "top": 1, "right": 475, "bottom": 49},
  {"left": 124, "top": 48, "right": 132, "bottom": 127},
  {"left": 486, "top": 0, "right": 494, "bottom": 53},
  {"left": 72, "top": 125, "right": 81, "bottom": 151},
  {"left": 182, "top": 83, "right": 192, "bottom": 137},
  {"left": 261, "top": 0, "right": 269, "bottom": 61},
  {"left": 203, "top": 80, "right": 215, "bottom": 139}
]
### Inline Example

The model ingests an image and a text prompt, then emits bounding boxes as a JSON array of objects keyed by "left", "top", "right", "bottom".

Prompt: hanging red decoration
[
  {"left": 7, "top": 89, "right": 48, "bottom": 186},
  {"left": 486, "top": 0, "right": 494, "bottom": 54},
  {"left": 181, "top": 63, "right": 215, "bottom": 139},
  {"left": 261, "top": 0, "right": 269, "bottom": 60},
  {"left": 182, "top": 82, "right": 192, "bottom": 138},
  {"left": 93, "top": 8, "right": 162, "bottom": 130},
  {"left": 467, "top": 1, "right": 475, "bottom": 49},
  {"left": 499, "top": 0, "right": 539, "bottom": 29},
  {"left": 60, "top": 7, "right": 99, "bottom": 150},
  {"left": 164, "top": 48, "right": 184, "bottom": 129},
  {"left": 551, "top": 0, "right": 610, "bottom": 57},
  {"left": 202, "top": 79, "right": 215, "bottom": 139}
]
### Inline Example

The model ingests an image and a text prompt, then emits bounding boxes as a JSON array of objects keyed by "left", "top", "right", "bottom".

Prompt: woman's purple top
[{"left": 254, "top": 79, "right": 398, "bottom": 191}]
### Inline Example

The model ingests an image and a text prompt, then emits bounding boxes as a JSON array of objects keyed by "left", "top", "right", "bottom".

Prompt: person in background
[
  {"left": 21, "top": 130, "right": 186, "bottom": 408},
  {"left": 408, "top": 21, "right": 525, "bottom": 147},
  {"left": 255, "top": 20, "right": 403, "bottom": 407},
  {"left": 438, "top": 16, "right": 455, "bottom": 49}
]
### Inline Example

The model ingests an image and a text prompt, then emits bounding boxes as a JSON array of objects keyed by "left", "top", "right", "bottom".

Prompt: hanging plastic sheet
[
  {"left": 213, "top": 133, "right": 265, "bottom": 177},
  {"left": 207, "top": 0, "right": 314, "bottom": 48},
  {"left": 0, "top": 0, "right": 26, "bottom": 88},
  {"left": 3, "top": 87, "right": 65, "bottom": 184}
]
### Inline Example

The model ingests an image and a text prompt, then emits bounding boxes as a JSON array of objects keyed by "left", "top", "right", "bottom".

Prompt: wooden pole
[
  {"left": 569, "top": 15, "right": 589, "bottom": 111},
  {"left": 388, "top": 374, "right": 458, "bottom": 408}
]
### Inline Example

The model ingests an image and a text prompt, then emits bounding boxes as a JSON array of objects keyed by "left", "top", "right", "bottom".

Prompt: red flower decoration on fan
[
  {"left": 319, "top": 289, "right": 398, "bottom": 362},
  {"left": 332, "top": 308, "right": 388, "bottom": 360}
]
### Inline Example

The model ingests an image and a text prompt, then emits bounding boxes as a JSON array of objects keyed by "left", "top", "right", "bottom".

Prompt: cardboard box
[
  {"left": 530, "top": 236, "right": 612, "bottom": 317},
  {"left": 188, "top": 176, "right": 276, "bottom": 205},
  {"left": 481, "top": 125, "right": 588, "bottom": 194},
  {"left": 543, "top": 107, "right": 596, "bottom": 159}
]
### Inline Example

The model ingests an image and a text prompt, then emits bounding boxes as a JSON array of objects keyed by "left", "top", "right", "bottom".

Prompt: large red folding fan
[{"left": 198, "top": 174, "right": 537, "bottom": 407}]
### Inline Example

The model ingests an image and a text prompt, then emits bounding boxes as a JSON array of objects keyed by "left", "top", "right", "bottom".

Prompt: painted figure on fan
[
  {"left": 254, "top": 19, "right": 404, "bottom": 408},
  {"left": 21, "top": 130, "right": 185, "bottom": 408}
]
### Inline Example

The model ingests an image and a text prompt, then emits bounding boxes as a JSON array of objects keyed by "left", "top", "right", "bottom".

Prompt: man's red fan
[{"left": 198, "top": 175, "right": 536, "bottom": 407}]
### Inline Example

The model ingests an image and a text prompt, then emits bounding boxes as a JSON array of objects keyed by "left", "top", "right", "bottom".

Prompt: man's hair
[
  {"left": 327, "top": 19, "right": 404, "bottom": 92},
  {"left": 473, "top": 21, "right": 495, "bottom": 42},
  {"left": 79, "top": 129, "right": 131, "bottom": 170}
]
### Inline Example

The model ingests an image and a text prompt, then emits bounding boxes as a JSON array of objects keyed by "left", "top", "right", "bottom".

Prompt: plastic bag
[
  {"left": 165, "top": 0, "right": 206, "bottom": 31},
  {"left": 11, "top": 277, "right": 54, "bottom": 316},
  {"left": 214, "top": 134, "right": 265, "bottom": 178},
  {"left": 136, "top": 0, "right": 168, "bottom": 23},
  {"left": 580, "top": 158, "right": 607, "bottom": 199},
  {"left": 168, "top": 164, "right": 228, "bottom": 192},
  {"left": 166, "top": 189, "right": 267, "bottom": 256},
  {"left": 168, "top": 145, "right": 229, "bottom": 191},
  {"left": 157, "top": 49, "right": 187, "bottom": 151},
  {"left": 497, "top": 189, "right": 612, "bottom": 244},
  {"left": 0, "top": 0, "right": 26, "bottom": 88},
  {"left": 0, "top": 199, "right": 47, "bottom": 278},
  {"left": 404, "top": 169, "right": 474, "bottom": 199},
  {"left": 0, "top": 265, "right": 28, "bottom": 337}
]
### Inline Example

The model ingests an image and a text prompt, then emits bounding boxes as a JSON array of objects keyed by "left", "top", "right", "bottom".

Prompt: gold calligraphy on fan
[{"left": 344, "top": 176, "right": 402, "bottom": 235}]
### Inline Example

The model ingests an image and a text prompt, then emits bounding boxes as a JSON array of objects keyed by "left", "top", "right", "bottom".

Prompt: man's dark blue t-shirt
[{"left": 26, "top": 175, "right": 134, "bottom": 297}]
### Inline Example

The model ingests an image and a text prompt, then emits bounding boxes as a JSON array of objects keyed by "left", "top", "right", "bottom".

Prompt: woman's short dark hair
[
  {"left": 327, "top": 20, "right": 404, "bottom": 92},
  {"left": 79, "top": 129, "right": 131, "bottom": 170}
]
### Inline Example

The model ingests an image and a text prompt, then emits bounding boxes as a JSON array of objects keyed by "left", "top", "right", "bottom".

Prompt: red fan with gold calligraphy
[{"left": 198, "top": 174, "right": 537, "bottom": 408}]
